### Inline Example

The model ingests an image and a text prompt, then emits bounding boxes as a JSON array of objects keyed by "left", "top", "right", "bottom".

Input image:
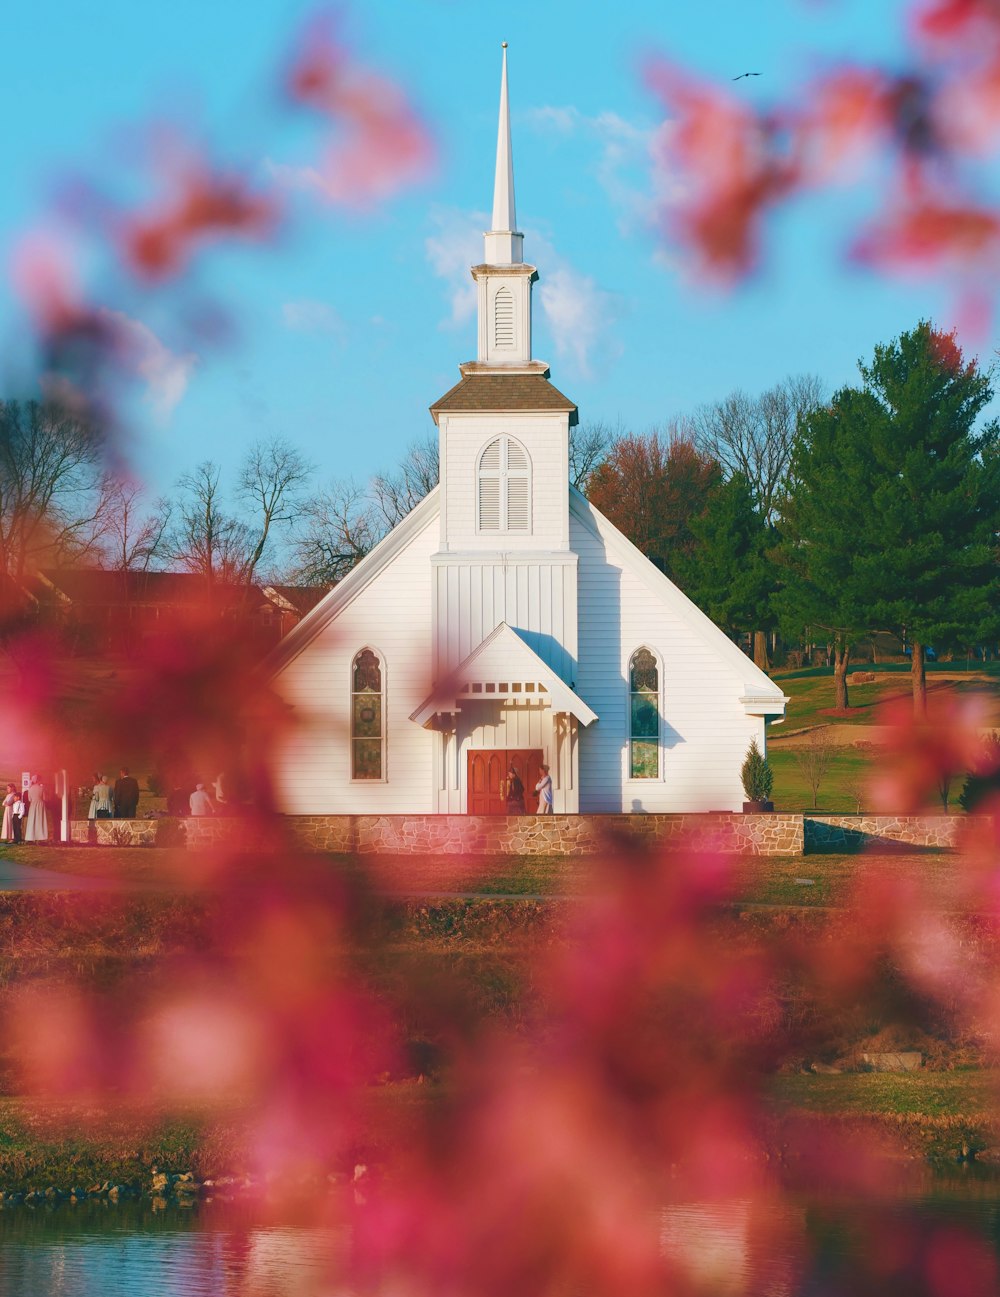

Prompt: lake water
[{"left": 3, "top": 1176, "right": 1000, "bottom": 1295}]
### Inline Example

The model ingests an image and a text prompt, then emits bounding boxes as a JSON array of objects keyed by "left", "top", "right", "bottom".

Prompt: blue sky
[{"left": 0, "top": 0, "right": 987, "bottom": 499}]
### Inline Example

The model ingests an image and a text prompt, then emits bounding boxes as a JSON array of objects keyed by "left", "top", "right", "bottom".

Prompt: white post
[{"left": 56, "top": 770, "right": 69, "bottom": 843}]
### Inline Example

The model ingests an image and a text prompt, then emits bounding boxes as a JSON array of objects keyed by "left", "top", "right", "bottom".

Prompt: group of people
[
  {"left": 505, "top": 764, "right": 554, "bottom": 814},
  {"left": 87, "top": 769, "right": 140, "bottom": 822},
  {"left": 1, "top": 775, "right": 51, "bottom": 844}
]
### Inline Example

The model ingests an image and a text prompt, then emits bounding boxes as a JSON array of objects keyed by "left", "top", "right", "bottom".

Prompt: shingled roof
[{"left": 430, "top": 373, "right": 578, "bottom": 425}]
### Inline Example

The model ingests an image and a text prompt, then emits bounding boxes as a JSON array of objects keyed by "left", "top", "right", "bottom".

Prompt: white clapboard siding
[
  {"left": 571, "top": 498, "right": 768, "bottom": 813},
  {"left": 442, "top": 413, "right": 569, "bottom": 551},
  {"left": 272, "top": 510, "right": 439, "bottom": 814}
]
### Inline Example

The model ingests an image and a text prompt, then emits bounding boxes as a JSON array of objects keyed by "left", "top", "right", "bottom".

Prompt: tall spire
[{"left": 484, "top": 43, "right": 523, "bottom": 266}]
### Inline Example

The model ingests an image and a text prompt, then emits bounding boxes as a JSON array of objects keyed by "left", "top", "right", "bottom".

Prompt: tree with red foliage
[{"left": 585, "top": 430, "right": 721, "bottom": 582}]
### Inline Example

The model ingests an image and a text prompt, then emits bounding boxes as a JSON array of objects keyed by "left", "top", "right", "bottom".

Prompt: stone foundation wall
[
  {"left": 64, "top": 813, "right": 994, "bottom": 856},
  {"left": 186, "top": 812, "right": 804, "bottom": 856}
]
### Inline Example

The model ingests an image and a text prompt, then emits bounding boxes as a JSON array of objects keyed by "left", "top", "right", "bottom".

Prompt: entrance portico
[{"left": 410, "top": 622, "right": 597, "bottom": 813}]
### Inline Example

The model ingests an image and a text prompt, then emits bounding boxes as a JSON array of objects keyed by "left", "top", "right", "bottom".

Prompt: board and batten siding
[
  {"left": 431, "top": 553, "right": 577, "bottom": 679},
  {"left": 572, "top": 507, "right": 764, "bottom": 813},
  {"left": 272, "top": 512, "right": 439, "bottom": 814}
]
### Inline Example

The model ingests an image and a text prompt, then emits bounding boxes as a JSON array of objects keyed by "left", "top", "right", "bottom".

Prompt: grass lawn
[
  {"left": 773, "top": 665, "right": 1000, "bottom": 733},
  {"left": 770, "top": 1071, "right": 999, "bottom": 1161},
  {"left": 0, "top": 844, "right": 979, "bottom": 913},
  {"left": 768, "top": 746, "right": 882, "bottom": 814}
]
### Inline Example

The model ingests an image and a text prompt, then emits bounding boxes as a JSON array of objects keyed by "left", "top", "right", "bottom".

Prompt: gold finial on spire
[{"left": 502, "top": 40, "right": 508, "bottom": 48}]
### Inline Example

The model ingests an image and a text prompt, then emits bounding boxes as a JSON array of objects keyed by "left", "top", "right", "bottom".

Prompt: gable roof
[
  {"left": 568, "top": 487, "right": 787, "bottom": 717},
  {"left": 36, "top": 568, "right": 268, "bottom": 610},
  {"left": 430, "top": 373, "right": 578, "bottom": 424},
  {"left": 409, "top": 622, "right": 598, "bottom": 728},
  {"left": 263, "top": 486, "right": 441, "bottom": 677},
  {"left": 266, "top": 481, "right": 787, "bottom": 722}
]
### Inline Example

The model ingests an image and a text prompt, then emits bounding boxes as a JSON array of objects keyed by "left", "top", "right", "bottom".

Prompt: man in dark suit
[{"left": 114, "top": 767, "right": 140, "bottom": 819}]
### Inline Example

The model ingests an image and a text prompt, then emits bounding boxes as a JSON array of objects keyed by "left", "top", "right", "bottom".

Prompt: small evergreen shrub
[
  {"left": 959, "top": 732, "right": 1000, "bottom": 813},
  {"left": 741, "top": 739, "right": 774, "bottom": 803}
]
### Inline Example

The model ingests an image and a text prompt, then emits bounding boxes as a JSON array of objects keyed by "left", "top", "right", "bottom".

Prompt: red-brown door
[{"left": 467, "top": 749, "right": 544, "bottom": 814}]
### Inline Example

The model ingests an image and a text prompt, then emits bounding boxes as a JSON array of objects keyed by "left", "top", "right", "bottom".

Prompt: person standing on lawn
[
  {"left": 114, "top": 767, "right": 140, "bottom": 819},
  {"left": 1, "top": 784, "right": 16, "bottom": 841},
  {"left": 23, "top": 774, "right": 48, "bottom": 843}
]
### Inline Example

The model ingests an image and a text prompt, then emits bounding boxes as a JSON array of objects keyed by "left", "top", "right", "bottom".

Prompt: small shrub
[
  {"left": 108, "top": 825, "right": 133, "bottom": 847},
  {"left": 959, "top": 732, "right": 1000, "bottom": 813},
  {"left": 741, "top": 739, "right": 774, "bottom": 803}
]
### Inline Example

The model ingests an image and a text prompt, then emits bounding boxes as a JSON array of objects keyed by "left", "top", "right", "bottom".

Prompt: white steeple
[
  {"left": 484, "top": 43, "right": 524, "bottom": 266},
  {"left": 472, "top": 44, "right": 536, "bottom": 368}
]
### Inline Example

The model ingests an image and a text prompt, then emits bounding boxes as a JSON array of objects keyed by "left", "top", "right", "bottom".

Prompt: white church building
[{"left": 268, "top": 49, "right": 787, "bottom": 816}]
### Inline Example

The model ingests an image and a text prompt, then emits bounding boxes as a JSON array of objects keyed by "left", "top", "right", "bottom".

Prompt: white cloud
[
  {"left": 530, "top": 231, "right": 622, "bottom": 380},
  {"left": 424, "top": 206, "right": 488, "bottom": 328},
  {"left": 100, "top": 309, "right": 197, "bottom": 424},
  {"left": 282, "top": 299, "right": 346, "bottom": 340},
  {"left": 523, "top": 105, "right": 685, "bottom": 237}
]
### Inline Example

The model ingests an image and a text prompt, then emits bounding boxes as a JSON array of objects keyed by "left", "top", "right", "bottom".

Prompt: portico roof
[{"left": 409, "top": 622, "right": 598, "bottom": 728}]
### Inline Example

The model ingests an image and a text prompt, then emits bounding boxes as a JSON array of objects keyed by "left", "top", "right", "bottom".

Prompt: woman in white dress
[
  {"left": 23, "top": 775, "right": 48, "bottom": 843},
  {"left": 1, "top": 784, "right": 16, "bottom": 841}
]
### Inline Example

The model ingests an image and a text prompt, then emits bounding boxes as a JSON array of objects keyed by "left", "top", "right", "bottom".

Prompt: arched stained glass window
[
  {"left": 629, "top": 647, "right": 659, "bottom": 779},
  {"left": 477, "top": 435, "right": 531, "bottom": 534},
  {"left": 352, "top": 648, "right": 384, "bottom": 780}
]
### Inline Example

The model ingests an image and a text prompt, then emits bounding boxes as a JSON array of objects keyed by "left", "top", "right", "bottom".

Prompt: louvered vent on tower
[
  {"left": 478, "top": 437, "right": 502, "bottom": 530},
  {"left": 477, "top": 435, "right": 530, "bottom": 534},
  {"left": 494, "top": 288, "right": 515, "bottom": 349},
  {"left": 506, "top": 474, "right": 529, "bottom": 531}
]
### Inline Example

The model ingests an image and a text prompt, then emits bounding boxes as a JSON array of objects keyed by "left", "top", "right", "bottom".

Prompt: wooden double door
[{"left": 467, "top": 748, "right": 544, "bottom": 815}]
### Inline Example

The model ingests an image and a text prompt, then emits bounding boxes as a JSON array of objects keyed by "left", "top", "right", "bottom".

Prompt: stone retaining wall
[
  {"left": 804, "top": 815, "right": 990, "bottom": 852},
  {"left": 69, "top": 818, "right": 186, "bottom": 847}
]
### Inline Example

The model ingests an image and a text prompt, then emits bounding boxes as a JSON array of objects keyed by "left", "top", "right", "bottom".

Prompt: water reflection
[
  {"left": 5, "top": 1178, "right": 1000, "bottom": 1297},
  {"left": 0, "top": 1202, "right": 348, "bottom": 1297}
]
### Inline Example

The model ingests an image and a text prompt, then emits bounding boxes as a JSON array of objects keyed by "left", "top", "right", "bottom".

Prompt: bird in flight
[{"left": 732, "top": 72, "right": 762, "bottom": 81}]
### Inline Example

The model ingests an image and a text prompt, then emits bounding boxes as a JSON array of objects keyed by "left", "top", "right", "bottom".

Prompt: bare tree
[
  {"left": 0, "top": 398, "right": 110, "bottom": 579},
  {"left": 291, "top": 479, "right": 380, "bottom": 584},
  {"left": 170, "top": 461, "right": 255, "bottom": 588},
  {"left": 691, "top": 374, "right": 824, "bottom": 522},
  {"left": 238, "top": 436, "right": 312, "bottom": 585},
  {"left": 99, "top": 477, "right": 171, "bottom": 574},
  {"left": 793, "top": 730, "right": 834, "bottom": 810},
  {"left": 370, "top": 434, "right": 439, "bottom": 531},
  {"left": 568, "top": 419, "right": 616, "bottom": 491}
]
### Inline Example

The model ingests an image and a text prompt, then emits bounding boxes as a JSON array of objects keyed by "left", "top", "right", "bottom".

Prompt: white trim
[
  {"left": 349, "top": 645, "right": 388, "bottom": 784},
  {"left": 409, "top": 622, "right": 597, "bottom": 728},
  {"left": 264, "top": 487, "right": 441, "bottom": 677}
]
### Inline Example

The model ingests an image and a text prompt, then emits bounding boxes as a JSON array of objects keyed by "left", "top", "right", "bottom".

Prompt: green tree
[
  {"left": 779, "top": 322, "right": 1000, "bottom": 716},
  {"left": 676, "top": 472, "right": 775, "bottom": 646}
]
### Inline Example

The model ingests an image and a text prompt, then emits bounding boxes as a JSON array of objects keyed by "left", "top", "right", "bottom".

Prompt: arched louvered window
[
  {"left": 351, "top": 648, "right": 384, "bottom": 780},
  {"left": 477, "top": 435, "right": 531, "bottom": 534},
  {"left": 494, "top": 287, "right": 515, "bottom": 349},
  {"left": 628, "top": 648, "right": 659, "bottom": 779}
]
